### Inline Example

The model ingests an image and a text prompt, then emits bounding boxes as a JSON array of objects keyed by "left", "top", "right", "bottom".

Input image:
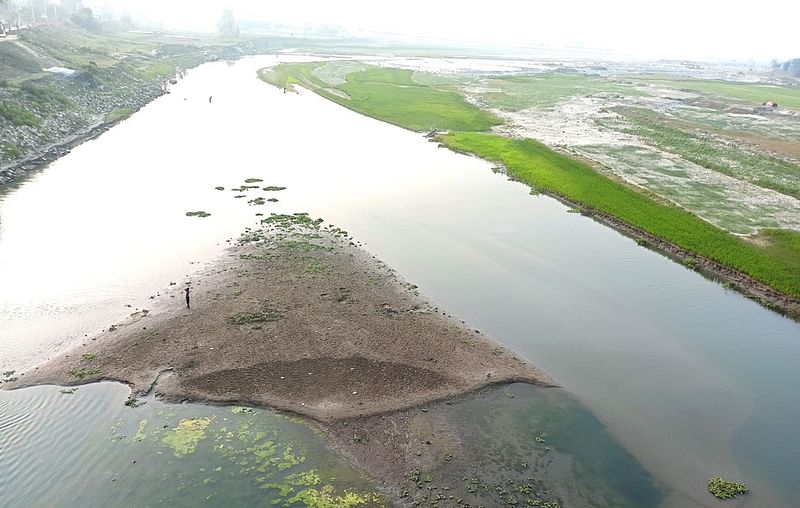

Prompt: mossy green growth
[
  {"left": 708, "top": 477, "right": 749, "bottom": 499},
  {"left": 0, "top": 101, "right": 39, "bottom": 126},
  {"left": 229, "top": 306, "right": 285, "bottom": 325},
  {"left": 244, "top": 178, "right": 263, "bottom": 183},
  {"left": 125, "top": 397, "right": 146, "bottom": 408},
  {"left": 162, "top": 417, "right": 212, "bottom": 457},
  {"left": 263, "top": 186, "right": 287, "bottom": 191},
  {"left": 2, "top": 143, "right": 23, "bottom": 159},
  {"left": 82, "top": 352, "right": 96, "bottom": 361},
  {"left": 185, "top": 211, "right": 211, "bottom": 218},
  {"left": 105, "top": 107, "right": 132, "bottom": 123},
  {"left": 68, "top": 367, "right": 101, "bottom": 379}
]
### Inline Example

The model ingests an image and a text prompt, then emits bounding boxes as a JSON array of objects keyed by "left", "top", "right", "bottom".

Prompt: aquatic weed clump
[
  {"left": 708, "top": 477, "right": 749, "bottom": 499},
  {"left": 162, "top": 417, "right": 213, "bottom": 457},
  {"left": 261, "top": 213, "right": 324, "bottom": 232}
]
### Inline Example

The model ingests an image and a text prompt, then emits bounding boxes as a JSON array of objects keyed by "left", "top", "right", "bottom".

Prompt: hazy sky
[{"left": 84, "top": 0, "right": 799, "bottom": 61}]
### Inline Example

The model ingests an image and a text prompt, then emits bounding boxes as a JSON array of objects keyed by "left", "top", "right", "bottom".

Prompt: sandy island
[{"left": 9, "top": 212, "right": 553, "bottom": 423}]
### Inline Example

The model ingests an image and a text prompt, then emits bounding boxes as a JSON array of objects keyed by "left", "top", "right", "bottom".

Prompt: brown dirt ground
[{"left": 8, "top": 220, "right": 553, "bottom": 422}]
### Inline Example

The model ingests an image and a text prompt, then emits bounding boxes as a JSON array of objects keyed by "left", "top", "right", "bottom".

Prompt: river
[{"left": 1, "top": 55, "right": 798, "bottom": 507}]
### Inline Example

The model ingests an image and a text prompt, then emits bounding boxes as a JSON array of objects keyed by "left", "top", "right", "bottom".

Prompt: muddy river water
[{"left": 1, "top": 56, "right": 798, "bottom": 507}]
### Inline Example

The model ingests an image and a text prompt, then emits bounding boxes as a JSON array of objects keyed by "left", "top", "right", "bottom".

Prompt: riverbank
[
  {"left": 0, "top": 25, "right": 225, "bottom": 186},
  {"left": 8, "top": 213, "right": 551, "bottom": 421},
  {"left": 259, "top": 62, "right": 800, "bottom": 319},
  {"left": 442, "top": 133, "right": 800, "bottom": 319}
]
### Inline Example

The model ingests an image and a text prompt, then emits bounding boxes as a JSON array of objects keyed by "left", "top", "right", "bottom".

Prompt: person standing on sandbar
[{"left": 185, "top": 286, "right": 191, "bottom": 309}]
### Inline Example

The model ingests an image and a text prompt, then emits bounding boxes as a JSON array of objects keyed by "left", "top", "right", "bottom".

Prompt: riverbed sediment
[{"left": 8, "top": 214, "right": 553, "bottom": 421}]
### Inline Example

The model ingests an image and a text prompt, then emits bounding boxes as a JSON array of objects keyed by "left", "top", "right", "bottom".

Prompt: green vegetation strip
[
  {"left": 261, "top": 63, "right": 501, "bottom": 132},
  {"left": 442, "top": 133, "right": 800, "bottom": 298},
  {"left": 260, "top": 62, "right": 800, "bottom": 300},
  {"left": 105, "top": 107, "right": 133, "bottom": 123}
]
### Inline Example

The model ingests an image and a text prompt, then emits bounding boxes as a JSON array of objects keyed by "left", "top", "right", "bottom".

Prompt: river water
[{"left": 1, "top": 56, "right": 798, "bottom": 507}]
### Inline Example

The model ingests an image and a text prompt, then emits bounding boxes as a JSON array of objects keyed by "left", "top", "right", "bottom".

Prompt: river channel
[{"left": 1, "top": 56, "right": 798, "bottom": 507}]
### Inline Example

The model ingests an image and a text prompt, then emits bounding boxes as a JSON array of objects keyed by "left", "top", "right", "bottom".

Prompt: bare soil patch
[{"left": 9, "top": 217, "right": 552, "bottom": 421}]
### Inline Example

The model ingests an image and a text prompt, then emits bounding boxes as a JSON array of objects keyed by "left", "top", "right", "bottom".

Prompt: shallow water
[
  {"left": 1, "top": 56, "right": 798, "bottom": 507},
  {"left": 0, "top": 382, "right": 380, "bottom": 507},
  {"left": 0, "top": 382, "right": 661, "bottom": 507}
]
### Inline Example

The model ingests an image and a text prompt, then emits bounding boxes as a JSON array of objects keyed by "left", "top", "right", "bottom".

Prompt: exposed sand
[{"left": 9, "top": 215, "right": 553, "bottom": 421}]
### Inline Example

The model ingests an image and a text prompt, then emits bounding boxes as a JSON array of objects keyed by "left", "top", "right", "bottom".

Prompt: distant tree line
[
  {"left": 0, "top": 0, "right": 95, "bottom": 30},
  {"left": 780, "top": 58, "right": 800, "bottom": 77}
]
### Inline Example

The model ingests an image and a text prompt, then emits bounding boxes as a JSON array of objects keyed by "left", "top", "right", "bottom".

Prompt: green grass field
[
  {"left": 261, "top": 63, "right": 501, "bottom": 132},
  {"left": 259, "top": 62, "right": 800, "bottom": 300}
]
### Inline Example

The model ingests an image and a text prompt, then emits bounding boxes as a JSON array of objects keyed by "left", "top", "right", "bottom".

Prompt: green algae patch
[
  {"left": 708, "top": 477, "right": 749, "bottom": 500},
  {"left": 263, "top": 470, "right": 381, "bottom": 507},
  {"left": 135, "top": 419, "right": 148, "bottom": 441},
  {"left": 100, "top": 400, "right": 383, "bottom": 506},
  {"left": 162, "top": 417, "right": 213, "bottom": 457},
  {"left": 285, "top": 485, "right": 381, "bottom": 507},
  {"left": 185, "top": 211, "right": 211, "bottom": 218},
  {"left": 263, "top": 186, "right": 287, "bottom": 191},
  {"left": 244, "top": 178, "right": 263, "bottom": 183}
]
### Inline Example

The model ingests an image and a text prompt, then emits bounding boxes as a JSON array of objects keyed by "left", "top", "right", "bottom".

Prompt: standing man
[{"left": 185, "top": 286, "right": 191, "bottom": 309}]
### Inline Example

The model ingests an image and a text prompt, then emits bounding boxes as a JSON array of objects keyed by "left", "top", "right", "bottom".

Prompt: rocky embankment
[{"left": 0, "top": 66, "right": 168, "bottom": 185}]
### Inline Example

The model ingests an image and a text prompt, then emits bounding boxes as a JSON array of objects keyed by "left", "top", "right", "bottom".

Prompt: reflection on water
[{"left": 0, "top": 56, "right": 798, "bottom": 507}]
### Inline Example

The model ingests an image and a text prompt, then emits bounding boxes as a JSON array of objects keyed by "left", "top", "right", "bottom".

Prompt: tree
[
  {"left": 70, "top": 6, "right": 99, "bottom": 31},
  {"left": 218, "top": 9, "right": 238, "bottom": 39}
]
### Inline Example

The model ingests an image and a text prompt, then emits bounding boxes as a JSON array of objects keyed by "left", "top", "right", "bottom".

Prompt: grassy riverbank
[
  {"left": 443, "top": 133, "right": 800, "bottom": 298},
  {"left": 261, "top": 62, "right": 800, "bottom": 303},
  {"left": 260, "top": 63, "right": 501, "bottom": 131}
]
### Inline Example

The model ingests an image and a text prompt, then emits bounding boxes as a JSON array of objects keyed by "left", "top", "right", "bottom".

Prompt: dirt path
[{"left": 8, "top": 214, "right": 553, "bottom": 421}]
